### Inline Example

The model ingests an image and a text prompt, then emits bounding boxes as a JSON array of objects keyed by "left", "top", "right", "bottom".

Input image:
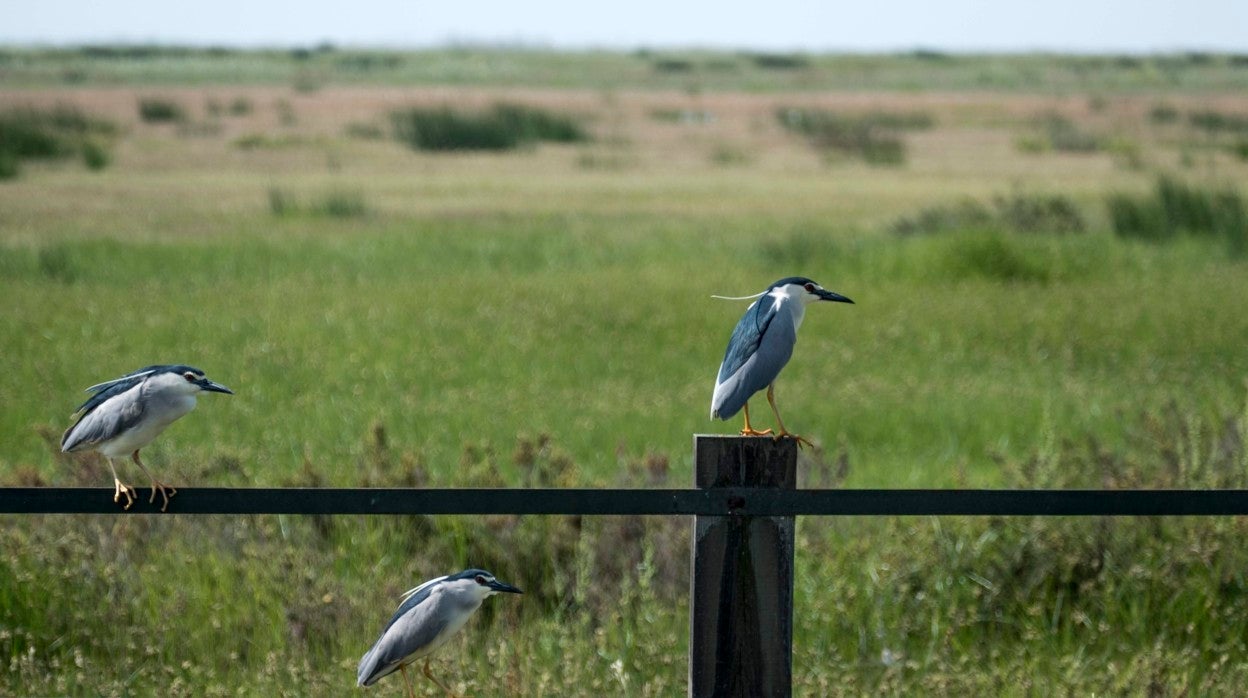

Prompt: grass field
[{"left": 3, "top": 50, "right": 1248, "bottom": 695}]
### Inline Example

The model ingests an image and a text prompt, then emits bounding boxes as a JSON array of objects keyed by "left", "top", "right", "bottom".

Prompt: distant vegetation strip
[{"left": 4, "top": 46, "right": 1248, "bottom": 91}]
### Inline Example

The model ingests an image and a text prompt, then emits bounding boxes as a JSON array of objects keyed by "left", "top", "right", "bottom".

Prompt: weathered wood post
[{"left": 690, "top": 435, "right": 798, "bottom": 697}]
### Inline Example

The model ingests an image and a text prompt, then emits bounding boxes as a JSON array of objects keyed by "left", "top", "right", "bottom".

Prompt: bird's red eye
[
  {"left": 804, "top": 283, "right": 816, "bottom": 293},
  {"left": 183, "top": 372, "right": 196, "bottom": 382},
  {"left": 474, "top": 575, "right": 487, "bottom": 585}
]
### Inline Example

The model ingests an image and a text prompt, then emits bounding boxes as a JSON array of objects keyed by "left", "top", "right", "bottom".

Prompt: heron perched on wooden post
[{"left": 710, "top": 277, "right": 853, "bottom": 446}]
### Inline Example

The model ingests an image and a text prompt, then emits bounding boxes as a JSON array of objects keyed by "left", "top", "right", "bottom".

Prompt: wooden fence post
[{"left": 690, "top": 435, "right": 797, "bottom": 697}]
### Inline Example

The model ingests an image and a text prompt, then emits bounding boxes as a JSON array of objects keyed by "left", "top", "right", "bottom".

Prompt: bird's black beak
[
  {"left": 200, "top": 379, "right": 234, "bottom": 395},
  {"left": 816, "top": 289, "right": 854, "bottom": 304},
  {"left": 489, "top": 580, "right": 523, "bottom": 594}
]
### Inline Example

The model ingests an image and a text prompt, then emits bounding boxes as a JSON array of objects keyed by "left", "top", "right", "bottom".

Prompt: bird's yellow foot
[
  {"left": 423, "top": 659, "right": 460, "bottom": 698},
  {"left": 148, "top": 481, "right": 177, "bottom": 512},
  {"left": 113, "top": 479, "right": 137, "bottom": 510},
  {"left": 739, "top": 426, "right": 774, "bottom": 437},
  {"left": 776, "top": 430, "right": 813, "bottom": 450}
]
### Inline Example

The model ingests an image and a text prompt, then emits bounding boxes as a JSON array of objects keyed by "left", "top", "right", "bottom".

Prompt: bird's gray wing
[
  {"left": 80, "top": 366, "right": 165, "bottom": 396},
  {"left": 716, "top": 298, "right": 773, "bottom": 385},
  {"left": 712, "top": 299, "right": 797, "bottom": 420},
  {"left": 61, "top": 382, "right": 146, "bottom": 452},
  {"left": 357, "top": 587, "right": 451, "bottom": 686}
]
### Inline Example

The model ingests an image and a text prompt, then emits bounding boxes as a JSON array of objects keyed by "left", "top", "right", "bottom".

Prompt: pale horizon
[{"left": 2, "top": 0, "right": 1245, "bottom": 54}]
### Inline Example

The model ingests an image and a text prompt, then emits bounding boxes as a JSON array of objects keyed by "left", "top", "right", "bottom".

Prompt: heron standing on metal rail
[
  {"left": 358, "top": 569, "right": 522, "bottom": 698},
  {"left": 710, "top": 276, "right": 853, "bottom": 446},
  {"left": 60, "top": 364, "right": 233, "bottom": 511}
]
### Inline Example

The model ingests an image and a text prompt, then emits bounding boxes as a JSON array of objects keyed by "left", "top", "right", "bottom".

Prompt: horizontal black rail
[{"left": 4, "top": 487, "right": 1248, "bottom": 516}]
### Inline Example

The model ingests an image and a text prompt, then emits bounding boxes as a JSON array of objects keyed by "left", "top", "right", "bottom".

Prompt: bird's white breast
[{"left": 97, "top": 389, "right": 197, "bottom": 457}]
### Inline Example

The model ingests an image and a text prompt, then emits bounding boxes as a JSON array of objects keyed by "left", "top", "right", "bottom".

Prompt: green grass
[{"left": 3, "top": 72, "right": 1248, "bottom": 694}]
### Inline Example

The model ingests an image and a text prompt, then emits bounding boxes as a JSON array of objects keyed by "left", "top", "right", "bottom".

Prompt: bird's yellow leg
[
  {"left": 767, "top": 384, "right": 812, "bottom": 449},
  {"left": 400, "top": 663, "right": 416, "bottom": 698},
  {"left": 104, "top": 458, "right": 136, "bottom": 510},
  {"left": 131, "top": 451, "right": 176, "bottom": 512},
  {"left": 739, "top": 402, "right": 774, "bottom": 437},
  {"left": 422, "top": 658, "right": 459, "bottom": 698}
]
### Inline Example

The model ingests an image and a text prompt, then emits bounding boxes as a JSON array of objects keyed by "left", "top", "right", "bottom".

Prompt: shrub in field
[
  {"left": 1108, "top": 176, "right": 1247, "bottom": 251},
  {"left": 80, "top": 140, "right": 110, "bottom": 171},
  {"left": 1148, "top": 103, "right": 1180, "bottom": 124},
  {"left": 344, "top": 122, "right": 385, "bottom": 140},
  {"left": 0, "top": 105, "right": 115, "bottom": 179},
  {"left": 1231, "top": 140, "right": 1248, "bottom": 162},
  {"left": 137, "top": 97, "right": 185, "bottom": 123},
  {"left": 390, "top": 103, "right": 588, "bottom": 152},
  {"left": 315, "top": 189, "right": 368, "bottom": 218},
  {"left": 228, "top": 97, "right": 253, "bottom": 116},
  {"left": 0, "top": 151, "right": 17, "bottom": 179},
  {"left": 265, "top": 188, "right": 369, "bottom": 218},
  {"left": 777, "top": 107, "right": 932, "bottom": 166},
  {"left": 492, "top": 103, "right": 587, "bottom": 143},
  {"left": 1189, "top": 109, "right": 1248, "bottom": 134},
  {"left": 890, "top": 191, "right": 1086, "bottom": 236},
  {"left": 942, "top": 231, "right": 1053, "bottom": 282},
  {"left": 392, "top": 107, "right": 519, "bottom": 151},
  {"left": 267, "top": 187, "right": 297, "bottom": 216},
  {"left": 889, "top": 198, "right": 994, "bottom": 236},
  {"left": 747, "top": 52, "right": 809, "bottom": 70},
  {"left": 1030, "top": 113, "right": 1101, "bottom": 153},
  {"left": 993, "top": 191, "right": 1086, "bottom": 233},
  {"left": 652, "top": 58, "right": 694, "bottom": 73}
]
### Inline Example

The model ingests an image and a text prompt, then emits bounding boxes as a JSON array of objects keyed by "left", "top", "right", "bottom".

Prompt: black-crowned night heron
[
  {"left": 710, "top": 276, "right": 853, "bottom": 446},
  {"left": 60, "top": 364, "right": 233, "bottom": 511},
  {"left": 358, "top": 569, "right": 522, "bottom": 698}
]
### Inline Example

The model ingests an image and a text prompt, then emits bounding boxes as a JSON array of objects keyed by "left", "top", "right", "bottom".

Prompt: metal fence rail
[
  {"left": 8, "top": 435, "right": 1248, "bottom": 698},
  {"left": 4, "top": 486, "right": 1248, "bottom": 516}
]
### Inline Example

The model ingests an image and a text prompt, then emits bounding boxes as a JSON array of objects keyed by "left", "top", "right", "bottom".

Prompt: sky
[{"left": 2, "top": 0, "right": 1246, "bottom": 53}]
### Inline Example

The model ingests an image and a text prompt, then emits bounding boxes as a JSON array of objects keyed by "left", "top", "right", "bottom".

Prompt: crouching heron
[
  {"left": 61, "top": 364, "right": 233, "bottom": 511},
  {"left": 710, "top": 277, "right": 853, "bottom": 446},
  {"left": 358, "top": 569, "right": 522, "bottom": 698}
]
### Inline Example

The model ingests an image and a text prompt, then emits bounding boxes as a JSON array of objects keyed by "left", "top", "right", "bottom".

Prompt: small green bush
[
  {"left": 1109, "top": 176, "right": 1247, "bottom": 249},
  {"left": 1231, "top": 140, "right": 1248, "bottom": 161},
  {"left": 137, "top": 97, "right": 185, "bottom": 123},
  {"left": 891, "top": 192, "right": 1086, "bottom": 236},
  {"left": 344, "top": 122, "right": 385, "bottom": 140},
  {"left": 1189, "top": 110, "right": 1248, "bottom": 134},
  {"left": 0, "top": 151, "right": 19, "bottom": 180},
  {"left": 492, "top": 103, "right": 587, "bottom": 143},
  {"left": 944, "top": 231, "right": 1051, "bottom": 282},
  {"left": 0, "top": 109, "right": 72, "bottom": 158},
  {"left": 652, "top": 58, "right": 694, "bottom": 73},
  {"left": 228, "top": 97, "right": 253, "bottom": 116},
  {"left": 315, "top": 190, "right": 367, "bottom": 218},
  {"left": 81, "top": 140, "right": 110, "bottom": 170},
  {"left": 390, "top": 104, "right": 587, "bottom": 152},
  {"left": 392, "top": 107, "right": 518, "bottom": 151},
  {"left": 0, "top": 105, "right": 115, "bottom": 180},
  {"left": 709, "top": 144, "right": 749, "bottom": 166},
  {"left": 777, "top": 108, "right": 932, "bottom": 166},
  {"left": 1032, "top": 113, "right": 1101, "bottom": 153},
  {"left": 267, "top": 187, "right": 297, "bottom": 216},
  {"left": 890, "top": 199, "right": 993, "bottom": 236},
  {"left": 1149, "top": 103, "right": 1180, "bottom": 124},
  {"left": 747, "top": 52, "right": 809, "bottom": 70}
]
